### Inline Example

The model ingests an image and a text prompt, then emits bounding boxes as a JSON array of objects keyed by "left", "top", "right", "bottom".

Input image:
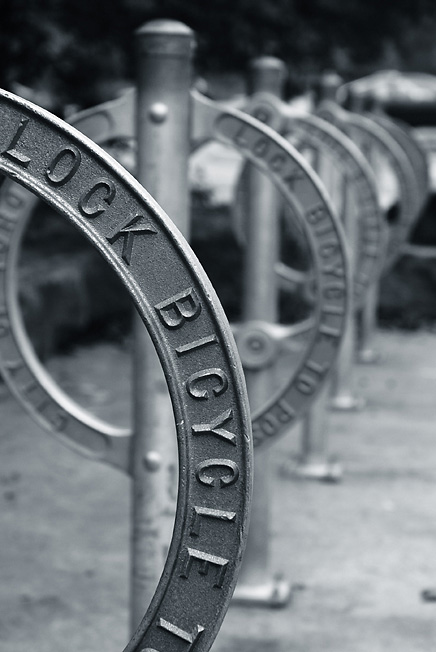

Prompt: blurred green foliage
[{"left": 1, "top": 0, "right": 436, "bottom": 109}]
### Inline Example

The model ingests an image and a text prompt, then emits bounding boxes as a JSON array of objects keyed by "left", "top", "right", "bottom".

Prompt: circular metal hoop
[
  {"left": 287, "top": 113, "right": 386, "bottom": 309},
  {"left": 0, "top": 89, "right": 252, "bottom": 652},
  {"left": 0, "top": 90, "right": 350, "bottom": 454},
  {"left": 369, "top": 112, "right": 430, "bottom": 213},
  {"left": 317, "top": 101, "right": 419, "bottom": 270},
  {"left": 234, "top": 91, "right": 385, "bottom": 311},
  {"left": 191, "top": 92, "right": 350, "bottom": 447}
]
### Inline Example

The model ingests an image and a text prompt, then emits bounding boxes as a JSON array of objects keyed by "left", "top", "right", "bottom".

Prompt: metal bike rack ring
[
  {"left": 317, "top": 100, "right": 419, "bottom": 270},
  {"left": 369, "top": 112, "right": 430, "bottom": 213},
  {"left": 233, "top": 92, "right": 386, "bottom": 311},
  {"left": 0, "top": 89, "right": 349, "bottom": 455},
  {"left": 287, "top": 113, "right": 386, "bottom": 309},
  {"left": 191, "top": 91, "right": 350, "bottom": 448},
  {"left": 0, "top": 89, "right": 253, "bottom": 652}
]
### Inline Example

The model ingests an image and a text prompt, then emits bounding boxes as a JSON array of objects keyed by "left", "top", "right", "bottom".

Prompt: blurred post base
[
  {"left": 232, "top": 575, "right": 292, "bottom": 608},
  {"left": 279, "top": 456, "right": 342, "bottom": 483}
]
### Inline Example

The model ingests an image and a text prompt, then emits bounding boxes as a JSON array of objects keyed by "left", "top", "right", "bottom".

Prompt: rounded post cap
[
  {"left": 250, "top": 56, "right": 287, "bottom": 74},
  {"left": 136, "top": 19, "right": 193, "bottom": 37},
  {"left": 248, "top": 56, "right": 287, "bottom": 96},
  {"left": 135, "top": 19, "right": 194, "bottom": 57},
  {"left": 320, "top": 69, "right": 342, "bottom": 90}
]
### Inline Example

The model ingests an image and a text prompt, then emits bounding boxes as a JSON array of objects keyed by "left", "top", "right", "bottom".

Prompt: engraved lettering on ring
[
  {"left": 319, "top": 323, "right": 342, "bottom": 339},
  {"left": 186, "top": 368, "right": 229, "bottom": 400},
  {"left": 305, "top": 204, "right": 325, "bottom": 225},
  {"left": 322, "top": 284, "right": 345, "bottom": 301},
  {"left": 78, "top": 177, "right": 116, "bottom": 217},
  {"left": 176, "top": 334, "right": 218, "bottom": 357},
  {"left": 46, "top": 146, "right": 82, "bottom": 186},
  {"left": 253, "top": 137, "right": 270, "bottom": 157},
  {"left": 0, "top": 90, "right": 252, "bottom": 652},
  {"left": 282, "top": 168, "right": 305, "bottom": 191},
  {"left": 192, "top": 409, "right": 236, "bottom": 445},
  {"left": 258, "top": 414, "right": 280, "bottom": 436},
  {"left": 157, "top": 618, "right": 205, "bottom": 651},
  {"left": 106, "top": 214, "right": 157, "bottom": 265},
  {"left": 322, "top": 260, "right": 345, "bottom": 278},
  {"left": 2, "top": 118, "right": 31, "bottom": 168},
  {"left": 180, "top": 548, "right": 229, "bottom": 589},
  {"left": 234, "top": 124, "right": 248, "bottom": 147},
  {"left": 253, "top": 107, "right": 272, "bottom": 123},
  {"left": 195, "top": 459, "right": 240, "bottom": 488},
  {"left": 209, "top": 107, "right": 349, "bottom": 446},
  {"left": 319, "top": 240, "right": 340, "bottom": 259},
  {"left": 276, "top": 398, "right": 296, "bottom": 422},
  {"left": 269, "top": 153, "right": 286, "bottom": 172},
  {"left": 155, "top": 287, "right": 201, "bottom": 329},
  {"left": 296, "top": 374, "right": 317, "bottom": 395},
  {"left": 189, "top": 506, "right": 236, "bottom": 537}
]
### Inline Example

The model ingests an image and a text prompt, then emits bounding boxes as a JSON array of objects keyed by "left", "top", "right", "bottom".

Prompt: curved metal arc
[
  {"left": 369, "top": 112, "right": 430, "bottom": 208},
  {"left": 230, "top": 91, "right": 385, "bottom": 310},
  {"left": 4, "top": 185, "right": 130, "bottom": 462},
  {"left": 68, "top": 87, "right": 136, "bottom": 142},
  {"left": 316, "top": 100, "right": 419, "bottom": 269},
  {"left": 0, "top": 88, "right": 253, "bottom": 652},
  {"left": 2, "top": 88, "right": 167, "bottom": 470},
  {"left": 3, "top": 88, "right": 349, "bottom": 456},
  {"left": 191, "top": 91, "right": 351, "bottom": 447},
  {"left": 286, "top": 112, "right": 387, "bottom": 308},
  {"left": 275, "top": 260, "right": 315, "bottom": 298}
]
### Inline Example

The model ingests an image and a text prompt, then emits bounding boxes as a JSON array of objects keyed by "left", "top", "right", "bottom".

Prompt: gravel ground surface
[{"left": 0, "top": 329, "right": 436, "bottom": 651}]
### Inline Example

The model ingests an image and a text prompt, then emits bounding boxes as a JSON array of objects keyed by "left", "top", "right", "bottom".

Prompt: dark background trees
[
  {"left": 1, "top": 0, "right": 435, "bottom": 352},
  {"left": 1, "top": 0, "right": 436, "bottom": 110}
]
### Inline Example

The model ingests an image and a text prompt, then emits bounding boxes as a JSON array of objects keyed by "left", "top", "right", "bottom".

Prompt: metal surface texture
[
  {"left": 316, "top": 100, "right": 419, "bottom": 270},
  {"left": 191, "top": 91, "right": 351, "bottom": 448},
  {"left": 238, "top": 91, "right": 386, "bottom": 310},
  {"left": 130, "top": 19, "right": 194, "bottom": 627},
  {"left": 290, "top": 114, "right": 386, "bottom": 310},
  {"left": 0, "top": 99, "right": 138, "bottom": 471},
  {"left": 236, "top": 84, "right": 366, "bottom": 481},
  {"left": 0, "top": 89, "right": 350, "bottom": 455},
  {"left": 231, "top": 59, "right": 292, "bottom": 606},
  {"left": 0, "top": 88, "right": 253, "bottom": 652}
]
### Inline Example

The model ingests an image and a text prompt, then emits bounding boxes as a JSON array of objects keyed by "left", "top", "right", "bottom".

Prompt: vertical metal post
[
  {"left": 329, "top": 176, "right": 364, "bottom": 410},
  {"left": 357, "top": 280, "right": 380, "bottom": 363},
  {"left": 348, "top": 89, "right": 382, "bottom": 364},
  {"left": 289, "top": 133, "right": 345, "bottom": 481},
  {"left": 287, "top": 70, "right": 354, "bottom": 482},
  {"left": 315, "top": 76, "right": 363, "bottom": 410},
  {"left": 315, "top": 70, "right": 343, "bottom": 104},
  {"left": 298, "top": 380, "right": 339, "bottom": 474},
  {"left": 131, "top": 20, "right": 193, "bottom": 631},
  {"left": 233, "top": 57, "right": 290, "bottom": 607}
]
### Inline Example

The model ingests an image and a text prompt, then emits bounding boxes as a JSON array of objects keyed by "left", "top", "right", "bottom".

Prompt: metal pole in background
[
  {"left": 233, "top": 57, "right": 291, "bottom": 606},
  {"left": 314, "top": 69, "right": 343, "bottom": 104},
  {"left": 288, "top": 70, "right": 353, "bottom": 481},
  {"left": 329, "top": 172, "right": 364, "bottom": 409},
  {"left": 131, "top": 20, "right": 193, "bottom": 631},
  {"left": 357, "top": 279, "right": 381, "bottom": 363},
  {"left": 314, "top": 75, "right": 363, "bottom": 410},
  {"left": 292, "top": 159, "right": 347, "bottom": 480},
  {"left": 349, "top": 90, "right": 382, "bottom": 365}
]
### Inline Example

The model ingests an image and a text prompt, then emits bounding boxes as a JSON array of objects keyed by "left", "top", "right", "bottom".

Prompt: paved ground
[{"left": 1, "top": 329, "right": 436, "bottom": 651}]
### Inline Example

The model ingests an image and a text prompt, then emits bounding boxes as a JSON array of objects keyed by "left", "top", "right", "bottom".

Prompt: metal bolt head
[
  {"left": 248, "top": 335, "right": 265, "bottom": 351},
  {"left": 143, "top": 451, "right": 162, "bottom": 471},
  {"left": 236, "top": 323, "right": 278, "bottom": 370},
  {"left": 149, "top": 102, "right": 168, "bottom": 123}
]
